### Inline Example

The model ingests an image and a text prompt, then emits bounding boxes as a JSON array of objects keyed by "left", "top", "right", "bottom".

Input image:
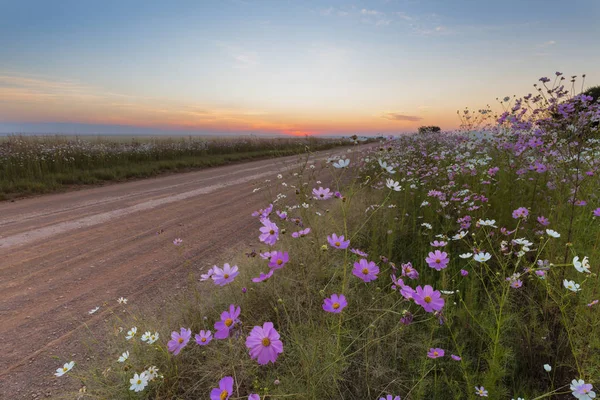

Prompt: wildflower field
[
  {"left": 0, "top": 135, "right": 345, "bottom": 199},
  {"left": 60, "top": 75, "right": 599, "bottom": 400}
]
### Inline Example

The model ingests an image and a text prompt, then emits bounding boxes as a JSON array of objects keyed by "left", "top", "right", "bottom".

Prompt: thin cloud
[{"left": 382, "top": 112, "right": 423, "bottom": 122}]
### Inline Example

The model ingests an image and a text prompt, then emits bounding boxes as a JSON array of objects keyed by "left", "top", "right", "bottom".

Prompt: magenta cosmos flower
[
  {"left": 313, "top": 187, "right": 333, "bottom": 200},
  {"left": 167, "top": 327, "right": 191, "bottom": 355},
  {"left": 210, "top": 376, "right": 234, "bottom": 400},
  {"left": 350, "top": 248, "right": 368, "bottom": 257},
  {"left": 427, "top": 348, "right": 445, "bottom": 358},
  {"left": 212, "top": 263, "right": 239, "bottom": 286},
  {"left": 214, "top": 304, "right": 241, "bottom": 339},
  {"left": 327, "top": 233, "right": 350, "bottom": 249},
  {"left": 352, "top": 259, "right": 380, "bottom": 282},
  {"left": 195, "top": 330, "right": 212, "bottom": 346},
  {"left": 425, "top": 250, "right": 449, "bottom": 271},
  {"left": 248, "top": 395, "right": 260, "bottom": 400},
  {"left": 379, "top": 396, "right": 401, "bottom": 400},
  {"left": 259, "top": 218, "right": 279, "bottom": 246},
  {"left": 413, "top": 285, "right": 445, "bottom": 312},
  {"left": 451, "top": 354, "right": 462, "bottom": 361},
  {"left": 323, "top": 294, "right": 348, "bottom": 313},
  {"left": 268, "top": 251, "right": 289, "bottom": 270},
  {"left": 245, "top": 322, "right": 284, "bottom": 365}
]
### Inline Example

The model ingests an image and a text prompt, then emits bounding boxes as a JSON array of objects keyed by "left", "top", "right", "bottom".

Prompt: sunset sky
[{"left": 1, "top": 0, "right": 599, "bottom": 136}]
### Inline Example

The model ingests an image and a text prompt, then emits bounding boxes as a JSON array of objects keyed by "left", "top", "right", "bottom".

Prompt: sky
[{"left": 1, "top": 0, "right": 599, "bottom": 136}]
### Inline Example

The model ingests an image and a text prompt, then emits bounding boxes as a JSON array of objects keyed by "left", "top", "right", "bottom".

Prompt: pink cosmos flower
[
  {"left": 394, "top": 277, "right": 415, "bottom": 300},
  {"left": 379, "top": 396, "right": 401, "bottom": 400},
  {"left": 268, "top": 251, "right": 289, "bottom": 270},
  {"left": 425, "top": 250, "right": 450, "bottom": 271},
  {"left": 460, "top": 269, "right": 469, "bottom": 276},
  {"left": 252, "top": 204, "right": 273, "bottom": 218},
  {"left": 167, "top": 327, "right": 191, "bottom": 355},
  {"left": 200, "top": 267, "right": 214, "bottom": 281},
  {"left": 214, "top": 304, "right": 241, "bottom": 339},
  {"left": 593, "top": 208, "right": 600, "bottom": 217},
  {"left": 427, "top": 348, "right": 445, "bottom": 358},
  {"left": 401, "top": 262, "right": 419, "bottom": 280},
  {"left": 212, "top": 263, "right": 239, "bottom": 286},
  {"left": 260, "top": 251, "right": 276, "bottom": 260},
  {"left": 475, "top": 386, "right": 488, "bottom": 397},
  {"left": 313, "top": 187, "right": 333, "bottom": 200},
  {"left": 350, "top": 248, "right": 368, "bottom": 257},
  {"left": 451, "top": 354, "right": 462, "bottom": 361},
  {"left": 327, "top": 233, "right": 350, "bottom": 249},
  {"left": 510, "top": 280, "right": 523, "bottom": 289},
  {"left": 512, "top": 207, "right": 529, "bottom": 219},
  {"left": 276, "top": 210, "right": 287, "bottom": 220},
  {"left": 537, "top": 216, "right": 550, "bottom": 226},
  {"left": 259, "top": 219, "right": 279, "bottom": 246},
  {"left": 210, "top": 376, "right": 234, "bottom": 400},
  {"left": 323, "top": 294, "right": 347, "bottom": 313},
  {"left": 173, "top": 238, "right": 183, "bottom": 246},
  {"left": 252, "top": 270, "right": 274, "bottom": 283},
  {"left": 413, "top": 285, "right": 445, "bottom": 312},
  {"left": 588, "top": 300, "right": 599, "bottom": 307},
  {"left": 245, "top": 322, "right": 284, "bottom": 365},
  {"left": 291, "top": 228, "right": 311, "bottom": 238},
  {"left": 352, "top": 259, "right": 379, "bottom": 282},
  {"left": 248, "top": 395, "right": 260, "bottom": 400},
  {"left": 195, "top": 330, "right": 212, "bottom": 346},
  {"left": 430, "top": 240, "right": 447, "bottom": 247}
]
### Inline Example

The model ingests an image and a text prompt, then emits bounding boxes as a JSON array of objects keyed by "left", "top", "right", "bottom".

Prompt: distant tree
[
  {"left": 583, "top": 85, "right": 600, "bottom": 103},
  {"left": 418, "top": 125, "right": 441, "bottom": 134}
]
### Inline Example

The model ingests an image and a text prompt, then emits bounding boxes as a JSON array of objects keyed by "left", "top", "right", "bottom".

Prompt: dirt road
[{"left": 0, "top": 145, "right": 368, "bottom": 398}]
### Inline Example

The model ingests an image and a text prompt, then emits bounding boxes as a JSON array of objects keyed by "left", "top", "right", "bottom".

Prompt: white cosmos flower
[
  {"left": 141, "top": 331, "right": 152, "bottom": 342},
  {"left": 55, "top": 361, "right": 75, "bottom": 377},
  {"left": 563, "top": 279, "right": 581, "bottom": 292},
  {"left": 378, "top": 159, "right": 396, "bottom": 174},
  {"left": 145, "top": 366, "right": 159, "bottom": 381},
  {"left": 421, "top": 223, "right": 432, "bottom": 230},
  {"left": 277, "top": 174, "right": 283, "bottom": 179},
  {"left": 459, "top": 253, "right": 473, "bottom": 259},
  {"left": 117, "top": 297, "right": 128, "bottom": 304},
  {"left": 452, "top": 231, "right": 467, "bottom": 240},
  {"left": 129, "top": 372, "right": 149, "bottom": 392},
  {"left": 474, "top": 252, "right": 492, "bottom": 263},
  {"left": 543, "top": 364, "right": 552, "bottom": 372},
  {"left": 546, "top": 229, "right": 560, "bottom": 238},
  {"left": 88, "top": 306, "right": 100, "bottom": 314},
  {"left": 386, "top": 179, "right": 401, "bottom": 191},
  {"left": 126, "top": 327, "right": 138, "bottom": 340},
  {"left": 147, "top": 332, "right": 159, "bottom": 344},
  {"left": 118, "top": 351, "right": 129, "bottom": 363},
  {"left": 477, "top": 219, "right": 497, "bottom": 228},
  {"left": 420, "top": 201, "right": 430, "bottom": 207},
  {"left": 333, "top": 159, "right": 350, "bottom": 168},
  {"left": 573, "top": 256, "right": 591, "bottom": 274}
]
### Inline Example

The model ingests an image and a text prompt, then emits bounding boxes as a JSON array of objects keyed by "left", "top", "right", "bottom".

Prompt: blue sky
[{"left": 1, "top": 0, "right": 599, "bottom": 135}]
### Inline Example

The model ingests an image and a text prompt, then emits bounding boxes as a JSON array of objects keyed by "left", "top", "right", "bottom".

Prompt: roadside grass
[
  {"left": 0, "top": 136, "right": 350, "bottom": 200},
  {"left": 66, "top": 133, "right": 599, "bottom": 399}
]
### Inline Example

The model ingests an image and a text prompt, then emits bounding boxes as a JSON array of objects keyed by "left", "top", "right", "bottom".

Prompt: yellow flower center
[
  {"left": 137, "top": 379, "right": 142, "bottom": 384},
  {"left": 333, "top": 302, "right": 340, "bottom": 309},
  {"left": 201, "top": 337, "right": 206, "bottom": 342},
  {"left": 335, "top": 241, "right": 340, "bottom": 247},
  {"left": 225, "top": 318, "right": 233, "bottom": 327},
  {"left": 178, "top": 337, "right": 184, "bottom": 344},
  {"left": 435, "top": 259, "right": 441, "bottom": 263},
  {"left": 362, "top": 268, "right": 369, "bottom": 275},
  {"left": 262, "top": 338, "right": 271, "bottom": 347},
  {"left": 220, "top": 390, "right": 229, "bottom": 400},
  {"left": 277, "top": 259, "right": 283, "bottom": 265},
  {"left": 63, "top": 367, "right": 68, "bottom": 372},
  {"left": 269, "top": 229, "right": 275, "bottom": 235},
  {"left": 424, "top": 296, "right": 432, "bottom": 303},
  {"left": 223, "top": 274, "right": 229, "bottom": 279}
]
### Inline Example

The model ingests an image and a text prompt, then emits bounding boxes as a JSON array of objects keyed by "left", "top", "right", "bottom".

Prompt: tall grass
[{"left": 0, "top": 135, "right": 348, "bottom": 199}]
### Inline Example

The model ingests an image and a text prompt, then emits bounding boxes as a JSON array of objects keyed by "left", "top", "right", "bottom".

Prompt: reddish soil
[{"left": 0, "top": 145, "right": 371, "bottom": 398}]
